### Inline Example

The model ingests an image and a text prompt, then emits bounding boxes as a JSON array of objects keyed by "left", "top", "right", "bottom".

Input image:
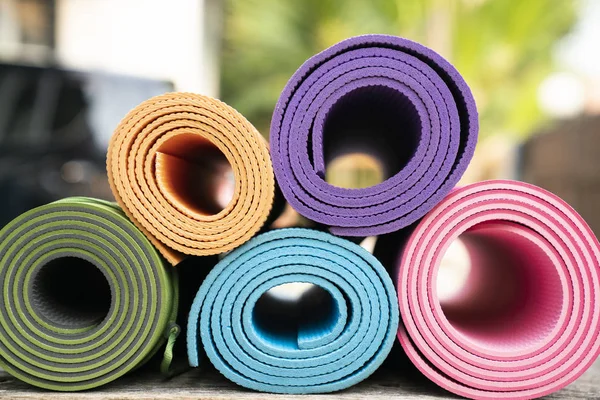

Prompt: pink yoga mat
[{"left": 393, "top": 180, "right": 600, "bottom": 399}]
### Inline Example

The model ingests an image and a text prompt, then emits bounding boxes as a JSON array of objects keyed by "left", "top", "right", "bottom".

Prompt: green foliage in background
[{"left": 220, "top": 0, "right": 576, "bottom": 138}]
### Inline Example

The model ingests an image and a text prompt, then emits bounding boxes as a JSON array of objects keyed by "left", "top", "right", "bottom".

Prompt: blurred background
[{"left": 0, "top": 0, "right": 599, "bottom": 234}]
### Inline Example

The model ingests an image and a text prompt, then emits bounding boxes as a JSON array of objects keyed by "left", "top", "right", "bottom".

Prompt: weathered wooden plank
[{"left": 1, "top": 358, "right": 599, "bottom": 399}]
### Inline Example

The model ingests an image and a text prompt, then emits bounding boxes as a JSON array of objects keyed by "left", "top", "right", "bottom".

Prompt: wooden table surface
[{"left": 1, "top": 356, "right": 599, "bottom": 400}]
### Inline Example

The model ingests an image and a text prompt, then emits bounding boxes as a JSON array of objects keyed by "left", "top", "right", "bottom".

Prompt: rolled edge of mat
[
  {"left": 0, "top": 197, "right": 176, "bottom": 391},
  {"left": 186, "top": 228, "right": 399, "bottom": 394},
  {"left": 270, "top": 34, "right": 478, "bottom": 236},
  {"left": 107, "top": 92, "right": 276, "bottom": 264},
  {"left": 395, "top": 180, "right": 600, "bottom": 399}
]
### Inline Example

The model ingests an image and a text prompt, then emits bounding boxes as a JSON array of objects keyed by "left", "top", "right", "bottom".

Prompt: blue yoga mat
[{"left": 186, "top": 228, "right": 398, "bottom": 393}]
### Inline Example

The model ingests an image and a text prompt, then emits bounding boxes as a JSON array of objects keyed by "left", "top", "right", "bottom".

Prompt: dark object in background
[
  {"left": 0, "top": 63, "right": 172, "bottom": 227},
  {"left": 519, "top": 114, "right": 600, "bottom": 236}
]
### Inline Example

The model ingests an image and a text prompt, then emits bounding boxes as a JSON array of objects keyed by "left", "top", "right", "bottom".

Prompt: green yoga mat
[{"left": 0, "top": 197, "right": 178, "bottom": 391}]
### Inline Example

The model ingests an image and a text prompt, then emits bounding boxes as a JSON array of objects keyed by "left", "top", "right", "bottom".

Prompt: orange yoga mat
[{"left": 107, "top": 92, "right": 275, "bottom": 265}]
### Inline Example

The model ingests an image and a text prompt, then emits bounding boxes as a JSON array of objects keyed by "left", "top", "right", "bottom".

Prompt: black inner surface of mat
[
  {"left": 322, "top": 85, "right": 421, "bottom": 187},
  {"left": 252, "top": 283, "right": 337, "bottom": 348},
  {"left": 31, "top": 256, "right": 111, "bottom": 328}
]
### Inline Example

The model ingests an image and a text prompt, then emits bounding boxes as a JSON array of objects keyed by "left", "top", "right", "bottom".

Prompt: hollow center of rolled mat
[
  {"left": 436, "top": 221, "right": 563, "bottom": 353},
  {"left": 252, "top": 283, "right": 342, "bottom": 350},
  {"left": 322, "top": 85, "right": 420, "bottom": 188},
  {"left": 31, "top": 257, "right": 111, "bottom": 328},
  {"left": 155, "top": 133, "right": 235, "bottom": 216},
  {"left": 326, "top": 153, "right": 385, "bottom": 189}
]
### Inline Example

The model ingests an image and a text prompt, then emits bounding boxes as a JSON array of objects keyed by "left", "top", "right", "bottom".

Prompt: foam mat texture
[
  {"left": 187, "top": 228, "right": 398, "bottom": 393},
  {"left": 393, "top": 180, "right": 600, "bottom": 399},
  {"left": 270, "top": 34, "right": 478, "bottom": 236},
  {"left": 0, "top": 197, "right": 177, "bottom": 391},
  {"left": 107, "top": 92, "right": 276, "bottom": 264}
]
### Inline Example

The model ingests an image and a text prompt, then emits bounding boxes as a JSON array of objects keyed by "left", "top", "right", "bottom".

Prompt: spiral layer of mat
[
  {"left": 0, "top": 197, "right": 176, "bottom": 391},
  {"left": 395, "top": 180, "right": 600, "bottom": 399},
  {"left": 187, "top": 228, "right": 398, "bottom": 393},
  {"left": 270, "top": 34, "right": 478, "bottom": 236},
  {"left": 107, "top": 92, "right": 275, "bottom": 264}
]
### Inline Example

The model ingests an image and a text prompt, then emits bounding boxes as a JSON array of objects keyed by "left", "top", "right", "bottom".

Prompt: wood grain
[{"left": 1, "top": 357, "right": 599, "bottom": 399}]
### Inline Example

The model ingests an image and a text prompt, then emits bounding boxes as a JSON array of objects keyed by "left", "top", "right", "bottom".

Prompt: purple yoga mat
[{"left": 270, "top": 35, "right": 478, "bottom": 236}]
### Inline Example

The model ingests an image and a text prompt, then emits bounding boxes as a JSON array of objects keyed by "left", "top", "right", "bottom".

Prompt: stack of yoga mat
[{"left": 0, "top": 34, "right": 598, "bottom": 400}]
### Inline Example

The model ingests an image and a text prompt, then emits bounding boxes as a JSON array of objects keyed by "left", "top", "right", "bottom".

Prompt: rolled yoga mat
[
  {"left": 0, "top": 197, "right": 178, "bottom": 391},
  {"left": 187, "top": 228, "right": 399, "bottom": 393},
  {"left": 391, "top": 180, "right": 600, "bottom": 399},
  {"left": 270, "top": 35, "right": 478, "bottom": 236},
  {"left": 107, "top": 92, "right": 276, "bottom": 265}
]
